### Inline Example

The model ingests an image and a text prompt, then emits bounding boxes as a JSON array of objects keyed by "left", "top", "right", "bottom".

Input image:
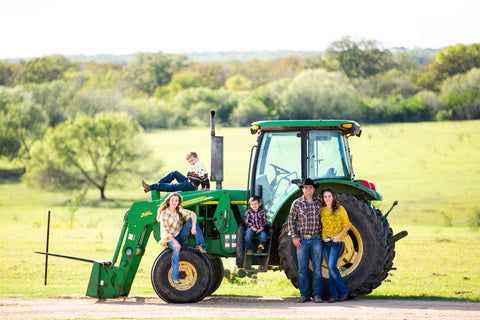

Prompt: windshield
[
  {"left": 254, "top": 132, "right": 301, "bottom": 214},
  {"left": 308, "top": 131, "right": 351, "bottom": 179}
]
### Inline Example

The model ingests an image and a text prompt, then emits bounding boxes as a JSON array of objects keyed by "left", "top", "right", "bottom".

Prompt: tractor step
[{"left": 247, "top": 252, "right": 269, "bottom": 257}]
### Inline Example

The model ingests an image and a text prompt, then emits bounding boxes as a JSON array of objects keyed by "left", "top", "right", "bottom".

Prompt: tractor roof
[{"left": 250, "top": 120, "right": 362, "bottom": 137}]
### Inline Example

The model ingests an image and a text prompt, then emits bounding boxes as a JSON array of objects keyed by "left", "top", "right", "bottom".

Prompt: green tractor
[{"left": 41, "top": 112, "right": 407, "bottom": 303}]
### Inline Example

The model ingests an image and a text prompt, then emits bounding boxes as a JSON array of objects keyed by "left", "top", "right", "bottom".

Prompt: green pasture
[{"left": 0, "top": 120, "right": 479, "bottom": 301}]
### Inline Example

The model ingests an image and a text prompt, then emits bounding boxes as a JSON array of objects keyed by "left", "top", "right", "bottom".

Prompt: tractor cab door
[
  {"left": 252, "top": 131, "right": 302, "bottom": 215},
  {"left": 307, "top": 131, "right": 352, "bottom": 180}
]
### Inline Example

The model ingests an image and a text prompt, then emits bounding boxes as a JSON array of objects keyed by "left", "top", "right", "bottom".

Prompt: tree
[
  {"left": 441, "top": 68, "right": 480, "bottom": 120},
  {"left": 0, "top": 87, "right": 48, "bottom": 160},
  {"left": 0, "top": 61, "right": 15, "bottom": 86},
  {"left": 173, "top": 87, "right": 237, "bottom": 126},
  {"left": 24, "top": 81, "right": 77, "bottom": 126},
  {"left": 279, "top": 69, "right": 366, "bottom": 120},
  {"left": 225, "top": 75, "right": 252, "bottom": 91},
  {"left": 122, "top": 52, "right": 188, "bottom": 96},
  {"left": 24, "top": 112, "right": 146, "bottom": 200},
  {"left": 18, "top": 54, "right": 77, "bottom": 84},
  {"left": 230, "top": 96, "right": 266, "bottom": 126},
  {"left": 416, "top": 43, "right": 480, "bottom": 91},
  {"left": 326, "top": 36, "right": 394, "bottom": 79}
]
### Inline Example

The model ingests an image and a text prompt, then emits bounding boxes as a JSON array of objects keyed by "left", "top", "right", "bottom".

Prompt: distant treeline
[{"left": 1, "top": 37, "right": 480, "bottom": 153}]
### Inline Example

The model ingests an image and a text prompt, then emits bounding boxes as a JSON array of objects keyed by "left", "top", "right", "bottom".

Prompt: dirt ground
[{"left": 1, "top": 296, "right": 480, "bottom": 320}]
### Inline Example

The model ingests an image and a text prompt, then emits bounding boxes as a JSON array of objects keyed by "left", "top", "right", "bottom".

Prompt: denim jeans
[
  {"left": 296, "top": 235, "right": 323, "bottom": 298},
  {"left": 166, "top": 217, "right": 205, "bottom": 281},
  {"left": 323, "top": 241, "right": 349, "bottom": 300},
  {"left": 149, "top": 170, "right": 196, "bottom": 192},
  {"left": 245, "top": 228, "right": 267, "bottom": 251}
]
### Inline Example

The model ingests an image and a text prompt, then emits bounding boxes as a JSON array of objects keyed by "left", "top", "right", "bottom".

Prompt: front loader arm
[{"left": 87, "top": 200, "right": 159, "bottom": 298}]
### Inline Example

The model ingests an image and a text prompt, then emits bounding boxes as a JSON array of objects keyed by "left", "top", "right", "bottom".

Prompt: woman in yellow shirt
[{"left": 320, "top": 188, "right": 352, "bottom": 303}]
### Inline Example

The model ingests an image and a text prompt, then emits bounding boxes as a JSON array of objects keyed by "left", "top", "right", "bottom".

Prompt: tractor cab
[{"left": 249, "top": 120, "right": 361, "bottom": 215}]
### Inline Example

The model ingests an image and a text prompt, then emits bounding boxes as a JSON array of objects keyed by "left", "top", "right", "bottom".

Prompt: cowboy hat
[{"left": 297, "top": 178, "right": 320, "bottom": 189}]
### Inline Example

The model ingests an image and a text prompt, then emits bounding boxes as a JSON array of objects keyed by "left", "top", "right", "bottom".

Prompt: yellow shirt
[{"left": 321, "top": 206, "right": 352, "bottom": 241}]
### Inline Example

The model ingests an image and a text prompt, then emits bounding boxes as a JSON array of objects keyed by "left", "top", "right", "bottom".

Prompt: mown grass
[{"left": 0, "top": 120, "right": 479, "bottom": 302}]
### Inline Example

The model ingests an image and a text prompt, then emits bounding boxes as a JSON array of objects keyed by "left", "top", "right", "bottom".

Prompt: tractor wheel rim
[
  {"left": 321, "top": 226, "right": 363, "bottom": 277},
  {"left": 169, "top": 261, "right": 198, "bottom": 290}
]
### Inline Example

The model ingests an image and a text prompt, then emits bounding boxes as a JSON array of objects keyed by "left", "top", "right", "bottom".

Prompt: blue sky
[{"left": 1, "top": 0, "right": 479, "bottom": 59}]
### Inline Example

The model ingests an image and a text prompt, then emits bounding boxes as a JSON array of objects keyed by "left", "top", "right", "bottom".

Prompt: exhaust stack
[{"left": 210, "top": 111, "right": 224, "bottom": 189}]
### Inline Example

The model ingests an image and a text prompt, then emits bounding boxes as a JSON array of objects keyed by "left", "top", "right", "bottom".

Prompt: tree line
[{"left": 1, "top": 36, "right": 479, "bottom": 199}]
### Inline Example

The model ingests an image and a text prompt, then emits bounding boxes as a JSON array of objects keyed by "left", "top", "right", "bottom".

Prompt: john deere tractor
[{"left": 40, "top": 112, "right": 406, "bottom": 303}]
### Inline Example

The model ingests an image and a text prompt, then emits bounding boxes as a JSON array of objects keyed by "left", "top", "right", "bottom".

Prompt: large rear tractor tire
[
  {"left": 372, "top": 206, "right": 396, "bottom": 287},
  {"left": 278, "top": 194, "right": 389, "bottom": 298},
  {"left": 236, "top": 223, "right": 246, "bottom": 268},
  {"left": 209, "top": 257, "right": 224, "bottom": 295},
  {"left": 151, "top": 245, "right": 214, "bottom": 303}
]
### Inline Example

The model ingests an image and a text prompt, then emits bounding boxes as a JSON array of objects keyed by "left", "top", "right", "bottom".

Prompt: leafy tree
[
  {"left": 24, "top": 81, "right": 77, "bottom": 126},
  {"left": 187, "top": 62, "right": 227, "bottom": 89},
  {"left": 67, "top": 61, "right": 122, "bottom": 91},
  {"left": 326, "top": 36, "right": 394, "bottom": 79},
  {"left": 0, "top": 61, "right": 15, "bottom": 86},
  {"left": 416, "top": 43, "right": 480, "bottom": 91},
  {"left": 153, "top": 71, "right": 205, "bottom": 99},
  {"left": 18, "top": 54, "right": 77, "bottom": 84},
  {"left": 24, "top": 112, "right": 146, "bottom": 200},
  {"left": 118, "top": 97, "right": 177, "bottom": 129},
  {"left": 230, "top": 96, "right": 267, "bottom": 126},
  {"left": 381, "top": 95, "right": 433, "bottom": 122},
  {"left": 441, "top": 68, "right": 480, "bottom": 120},
  {"left": 0, "top": 88, "right": 48, "bottom": 160},
  {"left": 415, "top": 90, "right": 447, "bottom": 120},
  {"left": 174, "top": 87, "right": 237, "bottom": 126},
  {"left": 122, "top": 52, "right": 188, "bottom": 96},
  {"left": 355, "top": 70, "right": 422, "bottom": 99},
  {"left": 251, "top": 78, "right": 292, "bottom": 119},
  {"left": 279, "top": 69, "right": 366, "bottom": 120},
  {"left": 228, "top": 56, "right": 302, "bottom": 87},
  {"left": 225, "top": 75, "right": 252, "bottom": 91},
  {"left": 68, "top": 88, "right": 123, "bottom": 117},
  {"left": 434, "top": 43, "right": 480, "bottom": 77}
]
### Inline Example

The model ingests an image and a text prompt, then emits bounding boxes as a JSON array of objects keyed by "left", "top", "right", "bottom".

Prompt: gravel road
[{"left": 1, "top": 296, "right": 479, "bottom": 320}]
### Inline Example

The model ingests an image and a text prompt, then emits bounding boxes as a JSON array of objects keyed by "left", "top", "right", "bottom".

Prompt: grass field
[{"left": 0, "top": 120, "right": 479, "bottom": 301}]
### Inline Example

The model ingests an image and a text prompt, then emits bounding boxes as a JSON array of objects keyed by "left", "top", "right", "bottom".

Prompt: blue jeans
[
  {"left": 296, "top": 235, "right": 323, "bottom": 299},
  {"left": 323, "top": 241, "right": 349, "bottom": 300},
  {"left": 149, "top": 170, "right": 196, "bottom": 192},
  {"left": 166, "top": 218, "right": 205, "bottom": 281},
  {"left": 245, "top": 228, "right": 267, "bottom": 251}
]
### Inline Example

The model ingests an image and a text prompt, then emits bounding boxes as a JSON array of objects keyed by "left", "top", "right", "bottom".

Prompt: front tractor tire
[
  {"left": 278, "top": 194, "right": 389, "bottom": 298},
  {"left": 151, "top": 245, "right": 214, "bottom": 303}
]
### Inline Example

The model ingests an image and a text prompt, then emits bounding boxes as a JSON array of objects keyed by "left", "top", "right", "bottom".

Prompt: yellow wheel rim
[
  {"left": 169, "top": 261, "right": 198, "bottom": 291},
  {"left": 321, "top": 225, "right": 363, "bottom": 277}
]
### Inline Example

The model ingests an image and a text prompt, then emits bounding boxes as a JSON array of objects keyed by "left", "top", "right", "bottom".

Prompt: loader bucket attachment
[{"left": 86, "top": 261, "right": 123, "bottom": 298}]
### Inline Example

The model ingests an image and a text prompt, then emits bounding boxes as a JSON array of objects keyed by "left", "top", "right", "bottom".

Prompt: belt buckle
[{"left": 303, "top": 235, "right": 312, "bottom": 239}]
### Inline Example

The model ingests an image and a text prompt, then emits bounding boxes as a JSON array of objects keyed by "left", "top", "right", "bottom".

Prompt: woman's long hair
[
  {"left": 319, "top": 188, "right": 340, "bottom": 213},
  {"left": 157, "top": 192, "right": 183, "bottom": 221}
]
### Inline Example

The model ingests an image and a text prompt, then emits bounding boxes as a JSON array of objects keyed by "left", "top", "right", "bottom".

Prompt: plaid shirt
[
  {"left": 245, "top": 208, "right": 267, "bottom": 230},
  {"left": 157, "top": 207, "right": 194, "bottom": 248},
  {"left": 287, "top": 195, "right": 322, "bottom": 239}
]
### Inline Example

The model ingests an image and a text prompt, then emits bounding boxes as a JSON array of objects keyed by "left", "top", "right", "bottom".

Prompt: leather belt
[{"left": 300, "top": 232, "right": 321, "bottom": 239}]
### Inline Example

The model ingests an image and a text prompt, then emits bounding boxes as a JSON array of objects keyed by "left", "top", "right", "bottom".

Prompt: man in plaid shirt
[{"left": 287, "top": 178, "right": 323, "bottom": 303}]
